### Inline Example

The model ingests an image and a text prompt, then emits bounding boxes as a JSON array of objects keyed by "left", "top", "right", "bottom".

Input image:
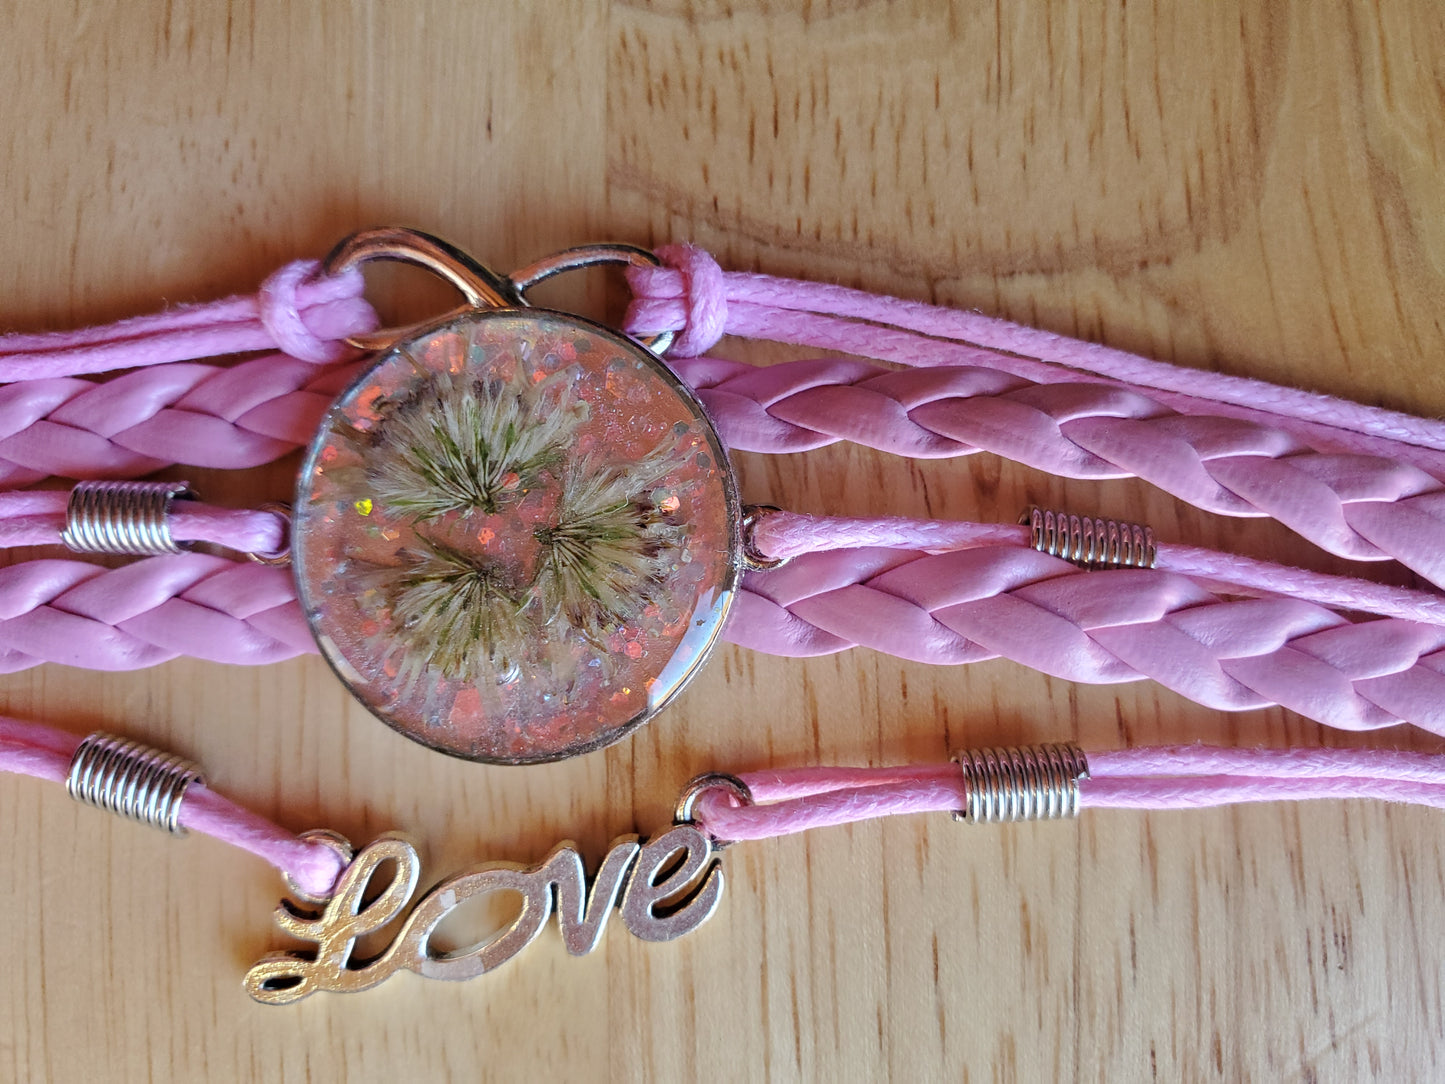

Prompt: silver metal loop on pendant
[{"left": 323, "top": 227, "right": 675, "bottom": 356}]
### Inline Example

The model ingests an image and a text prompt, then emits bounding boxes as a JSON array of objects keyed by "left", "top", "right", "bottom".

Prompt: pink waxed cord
[
  {"left": 690, "top": 745, "right": 1445, "bottom": 841},
  {"left": 0, "top": 490, "right": 286, "bottom": 556},
  {"left": 0, "top": 258, "right": 373, "bottom": 486},
  {"left": 626, "top": 249, "right": 1445, "bottom": 463},
  {"left": 0, "top": 261, "right": 377, "bottom": 380},
  {"left": 0, "top": 715, "right": 343, "bottom": 897},
  {"left": 660, "top": 245, "right": 729, "bottom": 358},
  {"left": 628, "top": 251, "right": 1445, "bottom": 587}
]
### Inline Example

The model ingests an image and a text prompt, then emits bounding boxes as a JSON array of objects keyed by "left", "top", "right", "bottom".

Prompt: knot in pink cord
[
  {"left": 257, "top": 260, "right": 360, "bottom": 364},
  {"left": 656, "top": 244, "right": 727, "bottom": 357}
]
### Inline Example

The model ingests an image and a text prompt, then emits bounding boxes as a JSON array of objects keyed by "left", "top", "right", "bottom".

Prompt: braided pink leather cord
[
  {"left": 0, "top": 358, "right": 363, "bottom": 486},
  {"left": 8, "top": 543, "right": 1445, "bottom": 738},
  {"left": 0, "top": 715, "right": 343, "bottom": 897},
  {"left": 669, "top": 355, "right": 1445, "bottom": 588},
  {"left": 0, "top": 257, "right": 373, "bottom": 485},
  {"left": 691, "top": 745, "right": 1445, "bottom": 841},
  {"left": 734, "top": 545, "right": 1445, "bottom": 734},
  {"left": 751, "top": 511, "right": 1445, "bottom": 626},
  {"left": 627, "top": 246, "right": 1445, "bottom": 464},
  {"left": 0, "top": 554, "right": 313, "bottom": 671},
  {"left": 627, "top": 248, "right": 1445, "bottom": 586}
]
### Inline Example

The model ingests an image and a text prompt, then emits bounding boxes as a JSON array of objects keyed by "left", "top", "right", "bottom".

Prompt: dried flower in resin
[
  {"left": 378, "top": 540, "right": 531, "bottom": 686},
  {"left": 364, "top": 366, "right": 583, "bottom": 521},
  {"left": 533, "top": 439, "right": 686, "bottom": 640},
  {"left": 295, "top": 310, "right": 738, "bottom": 763}
]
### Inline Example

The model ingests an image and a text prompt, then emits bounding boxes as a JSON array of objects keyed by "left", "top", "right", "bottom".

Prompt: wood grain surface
[{"left": 3, "top": 2, "right": 1444, "bottom": 1080}]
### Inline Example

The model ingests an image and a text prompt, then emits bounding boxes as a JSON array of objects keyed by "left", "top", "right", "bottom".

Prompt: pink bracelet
[
  {"left": 1, "top": 712, "right": 1438, "bottom": 1004},
  {"left": 6, "top": 229, "right": 1445, "bottom": 761}
]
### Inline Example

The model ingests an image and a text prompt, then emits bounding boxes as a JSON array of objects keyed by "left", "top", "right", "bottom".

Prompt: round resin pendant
[{"left": 293, "top": 309, "right": 741, "bottom": 763}]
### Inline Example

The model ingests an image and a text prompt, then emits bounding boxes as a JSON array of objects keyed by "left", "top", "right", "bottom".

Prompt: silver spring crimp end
[
  {"left": 952, "top": 742, "right": 1090, "bottom": 824},
  {"left": 60, "top": 479, "right": 194, "bottom": 556},
  {"left": 1026, "top": 506, "right": 1157, "bottom": 569},
  {"left": 65, "top": 732, "right": 204, "bottom": 836}
]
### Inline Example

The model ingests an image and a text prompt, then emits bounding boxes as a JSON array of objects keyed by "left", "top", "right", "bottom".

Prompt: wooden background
[{"left": 2, "top": 2, "right": 1444, "bottom": 1079}]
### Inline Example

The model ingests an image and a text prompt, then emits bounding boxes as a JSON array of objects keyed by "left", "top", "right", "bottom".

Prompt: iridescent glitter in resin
[{"left": 293, "top": 310, "right": 740, "bottom": 763}]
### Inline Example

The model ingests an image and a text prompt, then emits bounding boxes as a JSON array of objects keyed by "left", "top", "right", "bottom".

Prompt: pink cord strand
[
  {"left": 0, "top": 357, "right": 364, "bottom": 486},
  {"left": 667, "top": 354, "right": 1445, "bottom": 589},
  {"left": 0, "top": 715, "right": 343, "bottom": 897},
  {"left": 0, "top": 554, "right": 314, "bottom": 671},
  {"left": 0, "top": 258, "right": 372, "bottom": 486},
  {"left": 691, "top": 745, "right": 1445, "bottom": 841},
  {"left": 0, "top": 490, "right": 286, "bottom": 555},
  {"left": 0, "top": 260, "right": 377, "bottom": 378},
  {"left": 627, "top": 246, "right": 1445, "bottom": 462}
]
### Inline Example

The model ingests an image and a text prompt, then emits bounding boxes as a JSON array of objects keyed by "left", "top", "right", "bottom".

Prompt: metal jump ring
[
  {"left": 282, "top": 828, "right": 356, "bottom": 906},
  {"left": 246, "top": 501, "right": 294, "bottom": 566},
  {"left": 739, "top": 504, "right": 789, "bottom": 571},
  {"left": 508, "top": 243, "right": 676, "bottom": 356},
  {"left": 674, "top": 771, "right": 754, "bottom": 847}
]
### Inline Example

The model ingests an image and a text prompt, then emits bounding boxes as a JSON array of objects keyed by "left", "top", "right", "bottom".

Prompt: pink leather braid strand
[
  {"left": 691, "top": 745, "right": 1445, "bottom": 841},
  {"left": 626, "top": 246, "right": 1445, "bottom": 463},
  {"left": 0, "top": 257, "right": 374, "bottom": 486},
  {"left": 0, "top": 357, "right": 363, "bottom": 487},
  {"left": 0, "top": 715, "right": 343, "bottom": 897},
  {"left": 0, "top": 554, "right": 313, "bottom": 671},
  {"left": 667, "top": 354, "right": 1445, "bottom": 589},
  {"left": 9, "top": 545, "right": 1445, "bottom": 739},
  {"left": 19, "top": 496, "right": 1439, "bottom": 629},
  {"left": 752, "top": 511, "right": 1445, "bottom": 626},
  {"left": 733, "top": 545, "right": 1445, "bottom": 734},
  {"left": 0, "top": 260, "right": 377, "bottom": 379},
  {"left": 0, "top": 491, "right": 287, "bottom": 555}
]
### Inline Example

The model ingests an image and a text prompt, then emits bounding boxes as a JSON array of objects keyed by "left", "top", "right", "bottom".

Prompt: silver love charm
[{"left": 245, "top": 823, "right": 723, "bottom": 1004}]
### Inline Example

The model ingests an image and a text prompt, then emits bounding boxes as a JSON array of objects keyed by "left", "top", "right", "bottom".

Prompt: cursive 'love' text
[{"left": 245, "top": 824, "right": 722, "bottom": 1004}]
